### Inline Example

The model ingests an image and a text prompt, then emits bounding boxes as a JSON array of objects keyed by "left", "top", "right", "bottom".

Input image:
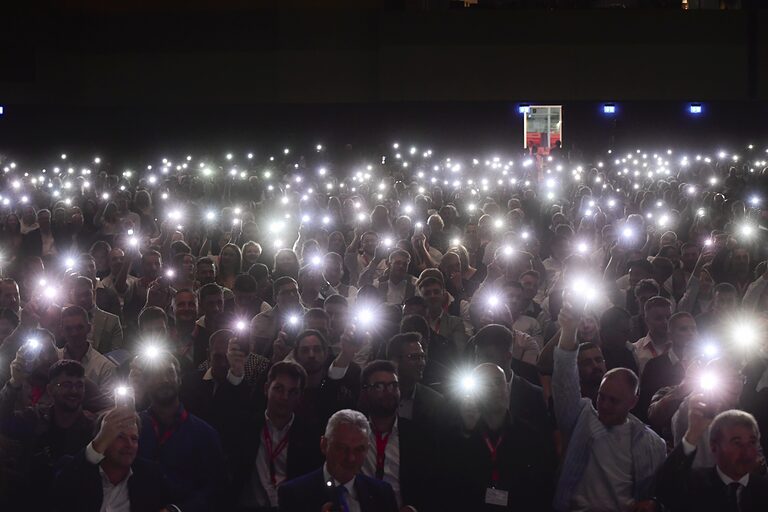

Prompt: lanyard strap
[
  {"left": 374, "top": 431, "right": 391, "bottom": 479},
  {"left": 262, "top": 425, "right": 290, "bottom": 486},
  {"left": 483, "top": 433, "right": 505, "bottom": 485},
  {"left": 150, "top": 408, "right": 189, "bottom": 446}
]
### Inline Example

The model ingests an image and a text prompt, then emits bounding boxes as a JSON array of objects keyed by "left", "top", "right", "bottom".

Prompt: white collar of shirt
[
  {"left": 716, "top": 465, "right": 749, "bottom": 488},
  {"left": 265, "top": 411, "right": 295, "bottom": 434},
  {"left": 59, "top": 344, "right": 94, "bottom": 364},
  {"left": 99, "top": 466, "right": 133, "bottom": 487},
  {"left": 323, "top": 463, "right": 357, "bottom": 499},
  {"left": 641, "top": 334, "right": 668, "bottom": 353},
  {"left": 668, "top": 347, "right": 685, "bottom": 366}
]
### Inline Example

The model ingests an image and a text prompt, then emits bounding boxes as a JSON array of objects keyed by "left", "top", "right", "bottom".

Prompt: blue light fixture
[
  {"left": 603, "top": 104, "right": 616, "bottom": 114},
  {"left": 689, "top": 103, "right": 703, "bottom": 114},
  {"left": 518, "top": 104, "right": 530, "bottom": 114},
  {"left": 0, "top": 106, "right": 4, "bottom": 115}
]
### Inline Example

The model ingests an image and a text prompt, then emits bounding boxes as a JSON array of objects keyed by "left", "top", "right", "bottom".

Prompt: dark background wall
[{"left": 1, "top": 4, "right": 767, "bottom": 161}]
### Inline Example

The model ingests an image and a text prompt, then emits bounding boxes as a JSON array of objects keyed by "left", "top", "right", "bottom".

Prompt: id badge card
[{"left": 485, "top": 487, "right": 509, "bottom": 507}]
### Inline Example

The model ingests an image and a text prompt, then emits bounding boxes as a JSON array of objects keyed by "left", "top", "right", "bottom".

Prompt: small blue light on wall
[
  {"left": 689, "top": 103, "right": 703, "bottom": 114},
  {"left": 0, "top": 106, "right": 4, "bottom": 116},
  {"left": 518, "top": 104, "right": 530, "bottom": 114},
  {"left": 603, "top": 104, "right": 616, "bottom": 115}
]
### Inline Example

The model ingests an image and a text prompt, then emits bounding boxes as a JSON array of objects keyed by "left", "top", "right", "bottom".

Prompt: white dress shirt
[
  {"left": 239, "top": 412, "right": 294, "bottom": 508},
  {"left": 84, "top": 442, "right": 132, "bottom": 512},
  {"left": 58, "top": 344, "right": 117, "bottom": 393},
  {"left": 323, "top": 463, "right": 361, "bottom": 512},
  {"left": 362, "top": 418, "right": 401, "bottom": 508},
  {"left": 632, "top": 334, "right": 670, "bottom": 376}
]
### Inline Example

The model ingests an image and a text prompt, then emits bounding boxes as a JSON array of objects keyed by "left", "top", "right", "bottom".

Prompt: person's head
[
  {"left": 361, "top": 231, "right": 379, "bottom": 256},
  {"left": 627, "top": 260, "right": 654, "bottom": 287},
  {"left": 731, "top": 247, "right": 750, "bottom": 273},
  {"left": 70, "top": 276, "right": 95, "bottom": 311},
  {"left": 172, "top": 289, "right": 198, "bottom": 324},
  {"left": 402, "top": 296, "right": 427, "bottom": 319},
  {"left": 439, "top": 251, "right": 462, "bottom": 278},
  {"left": 321, "top": 409, "right": 370, "bottom": 484},
  {"left": 323, "top": 252, "right": 344, "bottom": 285},
  {"left": 651, "top": 256, "right": 675, "bottom": 285},
  {"left": 294, "top": 329, "right": 329, "bottom": 375},
  {"left": 471, "top": 363, "right": 510, "bottom": 418},
  {"left": 135, "top": 350, "right": 181, "bottom": 407},
  {"left": 141, "top": 250, "right": 162, "bottom": 281},
  {"left": 199, "top": 283, "right": 224, "bottom": 320},
  {"left": 273, "top": 249, "right": 300, "bottom": 280},
  {"left": 242, "top": 241, "right": 262, "bottom": 267},
  {"left": 138, "top": 306, "right": 168, "bottom": 339},
  {"left": 634, "top": 279, "right": 660, "bottom": 314},
  {"left": 0, "top": 308, "right": 19, "bottom": 344},
  {"left": 265, "top": 361, "right": 307, "bottom": 420},
  {"left": 208, "top": 329, "right": 234, "bottom": 382},
  {"left": 681, "top": 243, "right": 700, "bottom": 273},
  {"left": 643, "top": 296, "right": 672, "bottom": 338},
  {"left": 78, "top": 254, "right": 98, "bottom": 282},
  {"left": 577, "top": 342, "right": 606, "bottom": 392},
  {"left": 668, "top": 312, "right": 697, "bottom": 354},
  {"left": 709, "top": 410, "right": 761, "bottom": 481},
  {"left": 596, "top": 368, "right": 639, "bottom": 427},
  {"left": 386, "top": 332, "right": 426, "bottom": 386},
  {"left": 219, "top": 243, "right": 242, "bottom": 275},
  {"left": 519, "top": 270, "right": 540, "bottom": 301},
  {"left": 324, "top": 294, "right": 349, "bottom": 341},
  {"left": 304, "top": 308, "right": 329, "bottom": 335},
  {"left": 417, "top": 276, "right": 445, "bottom": 314},
  {"left": 173, "top": 252, "right": 196, "bottom": 280},
  {"left": 503, "top": 281, "right": 524, "bottom": 316},
  {"left": 713, "top": 283, "right": 738, "bottom": 312},
  {"left": 274, "top": 276, "right": 300, "bottom": 311},
  {"left": 473, "top": 324, "right": 513, "bottom": 376},
  {"left": 196, "top": 257, "right": 216, "bottom": 285},
  {"left": 60, "top": 306, "right": 91, "bottom": 346},
  {"left": 233, "top": 274, "right": 260, "bottom": 315},
  {"left": 599, "top": 307, "right": 632, "bottom": 346},
  {"left": 0, "top": 279, "right": 20, "bottom": 313},
  {"left": 388, "top": 249, "right": 411, "bottom": 283},
  {"left": 47, "top": 360, "right": 86, "bottom": 412},
  {"left": 360, "top": 360, "right": 400, "bottom": 418},
  {"left": 97, "top": 411, "right": 141, "bottom": 471}
]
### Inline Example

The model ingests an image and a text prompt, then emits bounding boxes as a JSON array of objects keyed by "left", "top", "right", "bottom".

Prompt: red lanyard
[
  {"left": 150, "top": 408, "right": 189, "bottom": 446},
  {"left": 429, "top": 314, "right": 441, "bottom": 334},
  {"left": 374, "top": 431, "right": 391, "bottom": 479},
  {"left": 262, "top": 424, "right": 290, "bottom": 486},
  {"left": 483, "top": 433, "right": 505, "bottom": 485}
]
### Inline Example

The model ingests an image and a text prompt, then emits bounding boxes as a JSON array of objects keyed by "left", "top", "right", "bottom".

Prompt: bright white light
[
  {"left": 577, "top": 242, "right": 589, "bottom": 254},
  {"left": 494, "top": 219, "right": 504, "bottom": 229},
  {"left": 487, "top": 295, "right": 500, "bottom": 308},
  {"left": 143, "top": 346, "right": 161, "bottom": 359},
  {"left": 702, "top": 342, "right": 719, "bottom": 359},
  {"left": 451, "top": 238, "right": 461, "bottom": 247},
  {"left": 699, "top": 372, "right": 718, "bottom": 391}
]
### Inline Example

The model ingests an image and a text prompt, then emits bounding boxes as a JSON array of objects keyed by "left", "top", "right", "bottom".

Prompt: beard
[
  {"left": 368, "top": 397, "right": 398, "bottom": 418},
  {"left": 149, "top": 382, "right": 179, "bottom": 406}
]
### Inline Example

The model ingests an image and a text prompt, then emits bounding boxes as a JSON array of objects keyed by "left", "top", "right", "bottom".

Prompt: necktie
[
  {"left": 335, "top": 485, "right": 351, "bottom": 512},
  {"left": 726, "top": 481, "right": 741, "bottom": 512}
]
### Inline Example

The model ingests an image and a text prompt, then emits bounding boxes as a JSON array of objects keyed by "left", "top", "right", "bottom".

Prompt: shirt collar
[
  {"left": 98, "top": 465, "right": 133, "bottom": 488},
  {"left": 323, "top": 463, "right": 357, "bottom": 499},
  {"left": 716, "top": 465, "right": 750, "bottom": 488},
  {"left": 264, "top": 411, "right": 295, "bottom": 434}
]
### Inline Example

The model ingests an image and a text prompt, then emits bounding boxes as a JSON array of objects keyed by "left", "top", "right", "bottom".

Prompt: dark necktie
[
  {"left": 335, "top": 485, "right": 351, "bottom": 512},
  {"left": 726, "top": 481, "right": 741, "bottom": 512}
]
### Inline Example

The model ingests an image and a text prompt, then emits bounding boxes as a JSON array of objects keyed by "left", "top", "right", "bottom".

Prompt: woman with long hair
[
  {"left": 272, "top": 249, "right": 300, "bottom": 281},
  {"left": 217, "top": 243, "right": 242, "bottom": 290}
]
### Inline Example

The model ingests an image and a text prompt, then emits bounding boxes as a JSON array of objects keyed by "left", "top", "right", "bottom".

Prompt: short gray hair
[
  {"left": 324, "top": 409, "right": 369, "bottom": 440},
  {"left": 710, "top": 409, "right": 760, "bottom": 444}
]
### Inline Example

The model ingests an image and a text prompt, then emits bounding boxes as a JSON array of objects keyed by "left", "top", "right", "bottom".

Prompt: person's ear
[{"left": 320, "top": 436, "right": 328, "bottom": 457}]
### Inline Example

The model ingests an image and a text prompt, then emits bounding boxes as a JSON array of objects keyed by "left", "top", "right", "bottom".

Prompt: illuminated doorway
[{"left": 523, "top": 105, "right": 562, "bottom": 155}]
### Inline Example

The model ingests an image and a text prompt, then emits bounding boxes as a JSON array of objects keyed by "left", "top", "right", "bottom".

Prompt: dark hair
[
  {"left": 474, "top": 324, "right": 513, "bottom": 354},
  {"left": 273, "top": 276, "right": 298, "bottom": 297},
  {"left": 403, "top": 296, "right": 427, "bottom": 309},
  {"left": 0, "top": 308, "right": 20, "bottom": 328},
  {"left": 71, "top": 275, "right": 93, "bottom": 290},
  {"left": 295, "top": 329, "right": 329, "bottom": 354},
  {"left": 197, "top": 257, "right": 215, "bottom": 268},
  {"left": 362, "top": 360, "right": 398, "bottom": 386},
  {"left": 400, "top": 315, "right": 428, "bottom": 338},
  {"left": 233, "top": 274, "right": 258, "bottom": 293},
  {"left": 386, "top": 332, "right": 423, "bottom": 361},
  {"left": 323, "top": 294, "right": 348, "bottom": 309},
  {"left": 48, "top": 359, "right": 85, "bottom": 381},
  {"left": 199, "top": 283, "right": 224, "bottom": 301},
  {"left": 61, "top": 305, "right": 89, "bottom": 324},
  {"left": 267, "top": 360, "right": 308, "bottom": 391},
  {"left": 634, "top": 278, "right": 660, "bottom": 296},
  {"left": 627, "top": 259, "right": 653, "bottom": 275},
  {"left": 172, "top": 251, "right": 195, "bottom": 267},
  {"left": 577, "top": 341, "right": 601, "bottom": 355},
  {"left": 138, "top": 306, "right": 167, "bottom": 330},
  {"left": 248, "top": 263, "right": 270, "bottom": 281},
  {"left": 142, "top": 249, "right": 162, "bottom": 263},
  {"left": 520, "top": 269, "right": 540, "bottom": 281},
  {"left": 417, "top": 276, "right": 443, "bottom": 290}
]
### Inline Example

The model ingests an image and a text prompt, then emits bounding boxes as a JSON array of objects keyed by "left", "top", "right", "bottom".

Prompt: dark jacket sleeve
[
  {"left": 51, "top": 451, "right": 102, "bottom": 512},
  {"left": 655, "top": 443, "right": 697, "bottom": 512}
]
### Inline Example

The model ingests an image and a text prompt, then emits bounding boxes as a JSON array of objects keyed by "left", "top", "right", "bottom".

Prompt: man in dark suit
[
  {"left": 278, "top": 409, "right": 398, "bottom": 512},
  {"left": 473, "top": 324, "right": 551, "bottom": 435},
  {"left": 358, "top": 360, "right": 438, "bottom": 512},
  {"left": 656, "top": 406, "right": 768, "bottom": 511},
  {"left": 52, "top": 407, "right": 177, "bottom": 512},
  {"left": 636, "top": 312, "right": 697, "bottom": 423},
  {"left": 232, "top": 360, "right": 324, "bottom": 511},
  {"left": 445, "top": 363, "right": 557, "bottom": 511}
]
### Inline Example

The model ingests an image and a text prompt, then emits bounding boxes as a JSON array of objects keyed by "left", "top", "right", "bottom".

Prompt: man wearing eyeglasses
[
  {"left": 0, "top": 359, "right": 95, "bottom": 510},
  {"left": 358, "top": 360, "right": 436, "bottom": 512}
]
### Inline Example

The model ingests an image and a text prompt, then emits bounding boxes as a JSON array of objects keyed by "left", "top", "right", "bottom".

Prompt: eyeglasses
[
  {"left": 55, "top": 381, "right": 85, "bottom": 391},
  {"left": 363, "top": 381, "right": 399, "bottom": 392},
  {"left": 405, "top": 353, "right": 426, "bottom": 362}
]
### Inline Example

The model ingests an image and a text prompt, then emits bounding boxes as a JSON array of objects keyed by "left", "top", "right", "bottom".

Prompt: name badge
[{"left": 485, "top": 488, "right": 509, "bottom": 507}]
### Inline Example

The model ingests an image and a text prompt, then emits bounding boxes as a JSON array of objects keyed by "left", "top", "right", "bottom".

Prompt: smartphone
[
  {"left": 22, "top": 339, "right": 42, "bottom": 373},
  {"left": 114, "top": 386, "right": 136, "bottom": 410}
]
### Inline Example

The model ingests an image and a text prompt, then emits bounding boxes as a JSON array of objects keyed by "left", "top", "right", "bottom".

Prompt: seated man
[
  {"left": 278, "top": 409, "right": 398, "bottom": 512},
  {"left": 656, "top": 409, "right": 768, "bottom": 511},
  {"left": 52, "top": 407, "right": 177, "bottom": 512},
  {"left": 69, "top": 275, "right": 123, "bottom": 354},
  {"left": 0, "top": 360, "right": 95, "bottom": 511},
  {"left": 57, "top": 305, "right": 117, "bottom": 395}
]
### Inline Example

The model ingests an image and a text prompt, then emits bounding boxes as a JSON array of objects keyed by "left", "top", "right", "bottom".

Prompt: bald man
[{"left": 552, "top": 302, "right": 666, "bottom": 512}]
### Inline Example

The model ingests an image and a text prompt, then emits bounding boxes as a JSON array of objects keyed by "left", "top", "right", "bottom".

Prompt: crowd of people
[{"left": 0, "top": 141, "right": 768, "bottom": 511}]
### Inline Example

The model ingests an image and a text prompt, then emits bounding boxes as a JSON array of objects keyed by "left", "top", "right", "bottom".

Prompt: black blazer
[
  {"left": 508, "top": 373, "right": 551, "bottom": 436},
  {"left": 52, "top": 450, "right": 174, "bottom": 512},
  {"left": 656, "top": 443, "right": 768, "bottom": 512},
  {"left": 398, "top": 417, "right": 440, "bottom": 512},
  {"left": 636, "top": 352, "right": 684, "bottom": 423},
  {"left": 411, "top": 382, "right": 446, "bottom": 431},
  {"left": 278, "top": 468, "right": 398, "bottom": 512},
  {"left": 230, "top": 412, "right": 324, "bottom": 506}
]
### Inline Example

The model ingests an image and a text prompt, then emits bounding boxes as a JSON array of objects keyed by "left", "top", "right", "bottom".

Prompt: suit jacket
[
  {"left": 278, "top": 468, "right": 398, "bottom": 512},
  {"left": 52, "top": 450, "right": 174, "bottom": 512},
  {"left": 397, "top": 417, "right": 440, "bottom": 512},
  {"left": 636, "top": 351, "right": 685, "bottom": 423},
  {"left": 412, "top": 382, "right": 446, "bottom": 431},
  {"left": 509, "top": 373, "right": 552, "bottom": 435},
  {"left": 230, "top": 411, "right": 324, "bottom": 506},
  {"left": 656, "top": 444, "right": 768, "bottom": 512},
  {"left": 740, "top": 359, "right": 768, "bottom": 456},
  {"left": 89, "top": 307, "right": 123, "bottom": 354}
]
